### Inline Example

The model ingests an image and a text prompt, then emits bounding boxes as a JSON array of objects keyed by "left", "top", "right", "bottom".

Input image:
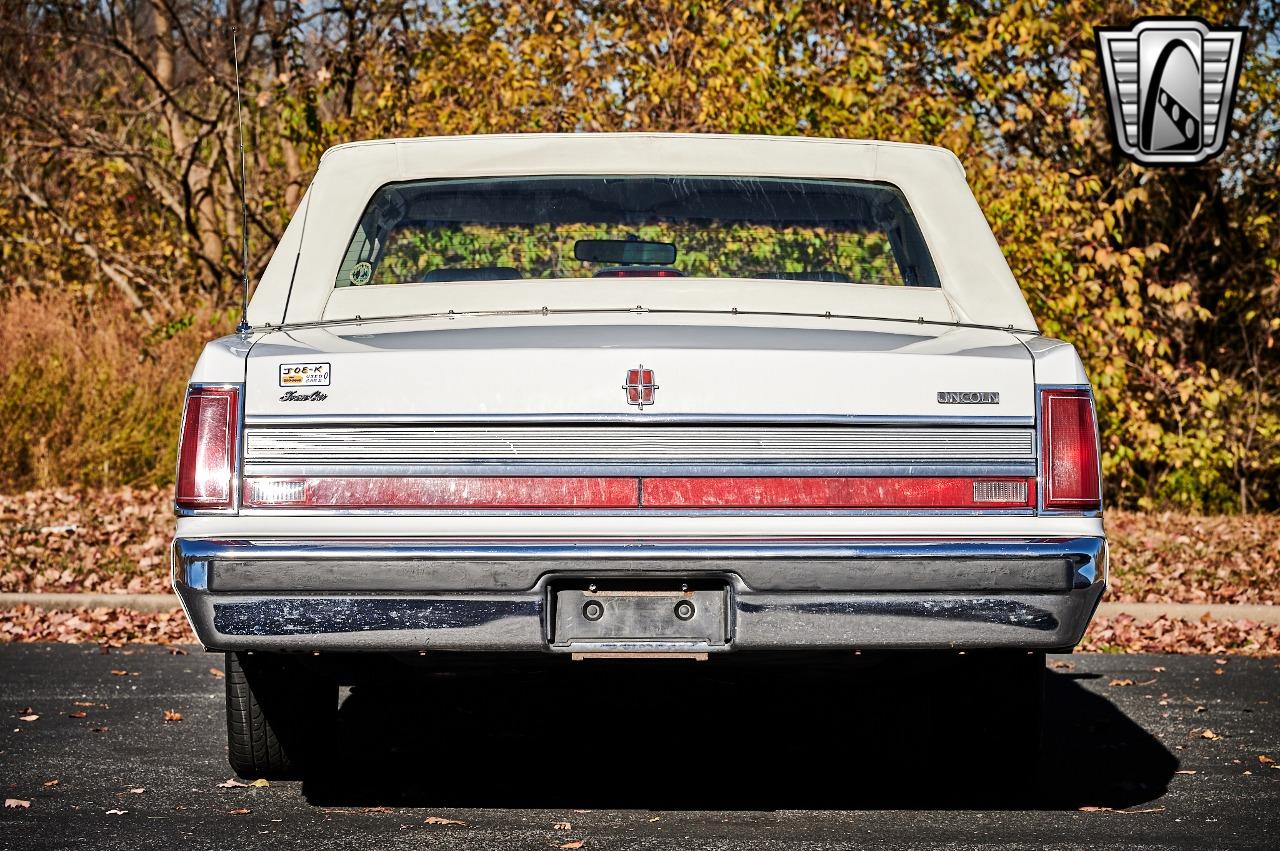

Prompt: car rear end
[{"left": 169, "top": 134, "right": 1106, "bottom": 777}]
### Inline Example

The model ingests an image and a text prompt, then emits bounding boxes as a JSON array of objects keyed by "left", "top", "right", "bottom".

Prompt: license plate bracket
[{"left": 550, "top": 580, "right": 730, "bottom": 650}]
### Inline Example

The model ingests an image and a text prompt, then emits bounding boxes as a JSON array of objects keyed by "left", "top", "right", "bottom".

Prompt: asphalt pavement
[{"left": 1, "top": 644, "right": 1276, "bottom": 850}]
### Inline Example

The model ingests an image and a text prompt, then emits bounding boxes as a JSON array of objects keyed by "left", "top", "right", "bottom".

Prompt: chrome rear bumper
[{"left": 172, "top": 537, "right": 1106, "bottom": 653}]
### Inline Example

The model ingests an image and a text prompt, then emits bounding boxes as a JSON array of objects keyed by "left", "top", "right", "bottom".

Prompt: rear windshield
[{"left": 334, "top": 176, "right": 940, "bottom": 288}]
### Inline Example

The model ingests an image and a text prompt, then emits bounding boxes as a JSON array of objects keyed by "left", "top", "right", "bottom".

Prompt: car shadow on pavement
[{"left": 301, "top": 658, "right": 1178, "bottom": 811}]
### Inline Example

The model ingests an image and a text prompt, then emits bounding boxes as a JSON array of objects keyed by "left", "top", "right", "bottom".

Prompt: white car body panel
[{"left": 244, "top": 319, "right": 1033, "bottom": 419}]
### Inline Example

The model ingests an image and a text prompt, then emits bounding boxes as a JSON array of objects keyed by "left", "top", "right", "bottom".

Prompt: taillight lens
[
  {"left": 1040, "top": 388, "right": 1102, "bottom": 511},
  {"left": 175, "top": 386, "right": 240, "bottom": 511}
]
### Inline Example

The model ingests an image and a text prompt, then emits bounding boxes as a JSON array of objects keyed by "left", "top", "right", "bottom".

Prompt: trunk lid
[{"left": 245, "top": 318, "right": 1033, "bottom": 419}]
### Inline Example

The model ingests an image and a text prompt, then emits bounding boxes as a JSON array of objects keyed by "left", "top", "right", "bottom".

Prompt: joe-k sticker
[{"left": 279, "top": 363, "right": 331, "bottom": 387}]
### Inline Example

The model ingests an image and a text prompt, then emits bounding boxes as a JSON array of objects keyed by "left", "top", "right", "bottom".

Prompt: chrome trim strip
[
  {"left": 242, "top": 424, "right": 1035, "bottom": 466},
  {"left": 241, "top": 462, "right": 1038, "bottom": 478},
  {"left": 248, "top": 304, "right": 1040, "bottom": 336},
  {"left": 243, "top": 412, "right": 1037, "bottom": 427},
  {"left": 234, "top": 507, "right": 1039, "bottom": 518}
]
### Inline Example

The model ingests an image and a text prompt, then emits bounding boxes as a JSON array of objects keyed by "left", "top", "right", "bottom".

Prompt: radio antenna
[{"left": 231, "top": 27, "right": 251, "bottom": 336}]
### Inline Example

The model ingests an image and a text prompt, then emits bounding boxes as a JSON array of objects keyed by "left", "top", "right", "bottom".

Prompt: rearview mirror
[{"left": 573, "top": 239, "right": 677, "bottom": 265}]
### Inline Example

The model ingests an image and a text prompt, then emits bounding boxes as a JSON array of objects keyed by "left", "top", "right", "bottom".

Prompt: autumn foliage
[{"left": 1, "top": 1, "right": 1277, "bottom": 510}]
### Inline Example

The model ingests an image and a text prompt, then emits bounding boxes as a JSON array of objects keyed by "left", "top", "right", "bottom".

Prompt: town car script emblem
[
  {"left": 623, "top": 366, "right": 658, "bottom": 408},
  {"left": 1095, "top": 17, "right": 1246, "bottom": 166}
]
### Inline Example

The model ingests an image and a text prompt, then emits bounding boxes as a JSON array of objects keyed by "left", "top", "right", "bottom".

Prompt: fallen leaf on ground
[
  {"left": 228, "top": 808, "right": 251, "bottom": 815},
  {"left": 91, "top": 726, "right": 109, "bottom": 733},
  {"left": 559, "top": 840, "right": 585, "bottom": 849},
  {"left": 209, "top": 667, "right": 224, "bottom": 679},
  {"left": 72, "top": 701, "right": 94, "bottom": 707},
  {"left": 163, "top": 709, "right": 183, "bottom": 722},
  {"left": 1201, "top": 729, "right": 1221, "bottom": 740},
  {"left": 4, "top": 799, "right": 31, "bottom": 809},
  {"left": 110, "top": 669, "right": 127, "bottom": 676},
  {"left": 1117, "top": 807, "right": 1166, "bottom": 815},
  {"left": 1109, "top": 678, "right": 1134, "bottom": 687},
  {"left": 1078, "top": 806, "right": 1113, "bottom": 812},
  {"left": 68, "top": 711, "right": 87, "bottom": 718},
  {"left": 127, "top": 788, "right": 145, "bottom": 794},
  {"left": 42, "top": 780, "right": 58, "bottom": 788},
  {"left": 1049, "top": 660, "right": 1074, "bottom": 670},
  {"left": 423, "top": 816, "right": 466, "bottom": 826},
  {"left": 251, "top": 779, "right": 269, "bottom": 788},
  {"left": 1259, "top": 755, "right": 1275, "bottom": 765},
  {"left": 1152, "top": 666, "right": 1166, "bottom": 672},
  {"left": 105, "top": 809, "right": 127, "bottom": 815},
  {"left": 218, "top": 779, "right": 250, "bottom": 788},
  {"left": 1174, "top": 770, "right": 1197, "bottom": 775},
  {"left": 18, "top": 714, "right": 38, "bottom": 721}
]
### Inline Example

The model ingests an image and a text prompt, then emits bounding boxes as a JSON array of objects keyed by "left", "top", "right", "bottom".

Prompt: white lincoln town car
[{"left": 172, "top": 133, "right": 1105, "bottom": 777}]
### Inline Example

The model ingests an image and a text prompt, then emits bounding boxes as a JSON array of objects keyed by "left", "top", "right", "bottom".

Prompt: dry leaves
[
  {"left": 209, "top": 667, "right": 225, "bottom": 679},
  {"left": 423, "top": 816, "right": 466, "bottom": 826},
  {"left": 0, "top": 605, "right": 194, "bottom": 646},
  {"left": 4, "top": 799, "right": 30, "bottom": 809},
  {"left": 553, "top": 821, "right": 572, "bottom": 830},
  {"left": 1081, "top": 614, "right": 1280, "bottom": 657},
  {"left": 18, "top": 714, "right": 38, "bottom": 721},
  {"left": 227, "top": 808, "right": 251, "bottom": 815},
  {"left": 559, "top": 841, "right": 586, "bottom": 849},
  {"left": 1106, "top": 511, "right": 1280, "bottom": 606},
  {"left": 0, "top": 487, "right": 173, "bottom": 595},
  {"left": 163, "top": 709, "right": 183, "bottom": 722}
]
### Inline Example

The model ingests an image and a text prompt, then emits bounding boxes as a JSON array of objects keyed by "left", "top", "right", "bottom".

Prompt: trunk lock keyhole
[
  {"left": 674, "top": 600, "right": 696, "bottom": 621},
  {"left": 582, "top": 600, "right": 604, "bottom": 621}
]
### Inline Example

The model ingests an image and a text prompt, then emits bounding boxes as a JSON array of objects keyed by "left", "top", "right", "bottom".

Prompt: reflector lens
[
  {"left": 1040, "top": 389, "right": 1102, "bottom": 510},
  {"left": 641, "top": 476, "right": 1034, "bottom": 509},
  {"left": 175, "top": 386, "right": 239, "bottom": 510},
  {"left": 240, "top": 475, "right": 1035, "bottom": 510},
  {"left": 242, "top": 476, "right": 638, "bottom": 509}
]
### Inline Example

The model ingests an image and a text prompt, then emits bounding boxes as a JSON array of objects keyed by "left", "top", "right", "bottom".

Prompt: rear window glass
[{"left": 334, "top": 176, "right": 940, "bottom": 288}]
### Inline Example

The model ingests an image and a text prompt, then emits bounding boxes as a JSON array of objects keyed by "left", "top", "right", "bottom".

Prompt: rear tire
[{"left": 225, "top": 651, "right": 336, "bottom": 779}]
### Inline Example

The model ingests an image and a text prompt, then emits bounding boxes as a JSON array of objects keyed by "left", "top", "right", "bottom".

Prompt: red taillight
[
  {"left": 175, "top": 386, "right": 240, "bottom": 511},
  {"left": 1040, "top": 388, "right": 1102, "bottom": 511}
]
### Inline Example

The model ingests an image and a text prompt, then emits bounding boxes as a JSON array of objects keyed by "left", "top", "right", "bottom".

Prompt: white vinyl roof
[{"left": 248, "top": 133, "right": 1037, "bottom": 331}]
